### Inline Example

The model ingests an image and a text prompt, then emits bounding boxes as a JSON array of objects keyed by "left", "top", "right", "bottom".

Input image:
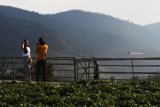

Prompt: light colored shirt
[{"left": 22, "top": 47, "right": 31, "bottom": 57}]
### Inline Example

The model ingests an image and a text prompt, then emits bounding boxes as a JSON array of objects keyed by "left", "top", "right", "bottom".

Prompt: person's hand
[{"left": 28, "top": 58, "right": 32, "bottom": 65}]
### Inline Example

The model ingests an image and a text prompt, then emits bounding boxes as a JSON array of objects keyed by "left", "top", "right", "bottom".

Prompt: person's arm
[
  {"left": 29, "top": 56, "right": 32, "bottom": 65},
  {"left": 28, "top": 47, "right": 32, "bottom": 64},
  {"left": 21, "top": 42, "right": 25, "bottom": 50},
  {"left": 29, "top": 51, "right": 32, "bottom": 64},
  {"left": 45, "top": 44, "right": 48, "bottom": 60},
  {"left": 29, "top": 57, "right": 33, "bottom": 65},
  {"left": 44, "top": 44, "right": 48, "bottom": 61}
]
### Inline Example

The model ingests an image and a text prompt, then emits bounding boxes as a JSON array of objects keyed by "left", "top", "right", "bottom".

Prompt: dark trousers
[{"left": 36, "top": 60, "right": 47, "bottom": 82}]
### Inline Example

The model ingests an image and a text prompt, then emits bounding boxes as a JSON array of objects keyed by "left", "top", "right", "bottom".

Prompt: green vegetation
[{"left": 0, "top": 79, "right": 160, "bottom": 106}]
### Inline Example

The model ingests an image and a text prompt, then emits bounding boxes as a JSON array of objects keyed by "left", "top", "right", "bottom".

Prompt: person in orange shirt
[{"left": 36, "top": 37, "right": 48, "bottom": 82}]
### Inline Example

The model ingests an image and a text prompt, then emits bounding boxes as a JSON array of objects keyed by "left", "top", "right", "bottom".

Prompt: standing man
[{"left": 36, "top": 37, "right": 48, "bottom": 82}]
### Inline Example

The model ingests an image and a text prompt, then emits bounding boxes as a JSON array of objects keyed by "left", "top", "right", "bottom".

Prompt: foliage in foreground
[{"left": 0, "top": 79, "right": 160, "bottom": 106}]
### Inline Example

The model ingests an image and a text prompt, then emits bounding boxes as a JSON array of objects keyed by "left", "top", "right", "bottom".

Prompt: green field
[{"left": 0, "top": 79, "right": 160, "bottom": 106}]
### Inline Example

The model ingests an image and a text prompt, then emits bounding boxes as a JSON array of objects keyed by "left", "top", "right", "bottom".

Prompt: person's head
[
  {"left": 39, "top": 37, "right": 45, "bottom": 45},
  {"left": 23, "top": 39, "right": 29, "bottom": 46},
  {"left": 22, "top": 39, "right": 29, "bottom": 53}
]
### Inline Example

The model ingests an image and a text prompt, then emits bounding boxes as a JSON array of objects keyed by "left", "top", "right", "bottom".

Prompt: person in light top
[{"left": 22, "top": 39, "right": 32, "bottom": 82}]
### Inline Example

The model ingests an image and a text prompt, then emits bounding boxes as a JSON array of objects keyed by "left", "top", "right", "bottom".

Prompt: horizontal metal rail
[
  {"left": 79, "top": 57, "right": 160, "bottom": 61},
  {"left": 78, "top": 72, "right": 160, "bottom": 74},
  {"left": 99, "top": 65, "right": 160, "bottom": 67},
  {"left": 99, "top": 71, "right": 160, "bottom": 74}
]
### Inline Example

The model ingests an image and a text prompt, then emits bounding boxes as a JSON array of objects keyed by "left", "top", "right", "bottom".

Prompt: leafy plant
[{"left": 0, "top": 79, "right": 160, "bottom": 106}]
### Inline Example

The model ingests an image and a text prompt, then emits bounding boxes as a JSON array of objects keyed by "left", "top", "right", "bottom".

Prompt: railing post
[
  {"left": 76, "top": 59, "right": 79, "bottom": 81},
  {"left": 131, "top": 58, "right": 134, "bottom": 78},
  {"left": 11, "top": 56, "right": 15, "bottom": 80},
  {"left": 85, "top": 61, "right": 87, "bottom": 80},
  {"left": 74, "top": 57, "right": 77, "bottom": 82},
  {"left": 93, "top": 59, "right": 99, "bottom": 80},
  {"left": 2, "top": 57, "right": 5, "bottom": 80}
]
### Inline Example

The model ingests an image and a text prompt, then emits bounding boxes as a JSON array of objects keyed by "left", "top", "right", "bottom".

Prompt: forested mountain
[
  {"left": 0, "top": 14, "right": 72, "bottom": 56},
  {"left": 0, "top": 6, "right": 160, "bottom": 57},
  {"left": 46, "top": 10, "right": 159, "bottom": 57}
]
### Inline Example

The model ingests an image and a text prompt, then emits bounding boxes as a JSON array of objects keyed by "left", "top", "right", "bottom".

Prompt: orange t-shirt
[{"left": 36, "top": 44, "right": 48, "bottom": 61}]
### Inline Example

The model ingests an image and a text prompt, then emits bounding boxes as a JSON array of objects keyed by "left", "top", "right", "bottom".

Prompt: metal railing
[
  {"left": 0, "top": 57, "right": 76, "bottom": 82},
  {"left": 76, "top": 57, "right": 160, "bottom": 81},
  {"left": 0, "top": 57, "right": 160, "bottom": 82}
]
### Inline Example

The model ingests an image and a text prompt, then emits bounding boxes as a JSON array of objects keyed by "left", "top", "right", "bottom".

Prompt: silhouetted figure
[
  {"left": 36, "top": 37, "right": 48, "bottom": 82},
  {"left": 93, "top": 60, "right": 99, "bottom": 80}
]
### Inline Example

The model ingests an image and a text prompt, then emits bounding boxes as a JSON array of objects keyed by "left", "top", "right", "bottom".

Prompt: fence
[
  {"left": 77, "top": 57, "right": 160, "bottom": 81},
  {"left": 0, "top": 57, "right": 160, "bottom": 82},
  {"left": 0, "top": 57, "right": 76, "bottom": 82}
]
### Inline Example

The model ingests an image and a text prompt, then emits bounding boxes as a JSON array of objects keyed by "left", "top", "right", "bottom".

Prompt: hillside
[
  {"left": 0, "top": 6, "right": 160, "bottom": 57},
  {"left": 0, "top": 14, "right": 73, "bottom": 56},
  {"left": 47, "top": 10, "right": 159, "bottom": 57}
]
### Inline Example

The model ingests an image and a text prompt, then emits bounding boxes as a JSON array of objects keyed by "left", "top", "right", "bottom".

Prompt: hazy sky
[{"left": 0, "top": 0, "right": 160, "bottom": 25}]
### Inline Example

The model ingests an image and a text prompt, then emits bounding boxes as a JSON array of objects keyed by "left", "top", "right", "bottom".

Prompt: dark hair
[
  {"left": 39, "top": 37, "right": 46, "bottom": 45},
  {"left": 23, "top": 39, "right": 29, "bottom": 53}
]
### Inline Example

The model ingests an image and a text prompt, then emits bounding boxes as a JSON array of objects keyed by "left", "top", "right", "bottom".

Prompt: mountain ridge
[{"left": 0, "top": 6, "right": 160, "bottom": 57}]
